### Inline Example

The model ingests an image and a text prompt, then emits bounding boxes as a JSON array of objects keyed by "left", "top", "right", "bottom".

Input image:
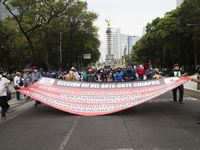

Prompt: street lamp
[{"left": 60, "top": 27, "right": 81, "bottom": 70}]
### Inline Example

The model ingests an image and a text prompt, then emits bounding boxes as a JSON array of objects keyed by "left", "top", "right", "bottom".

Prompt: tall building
[
  {"left": 120, "top": 34, "right": 129, "bottom": 57},
  {"left": 177, "top": 0, "right": 184, "bottom": 7},
  {"left": 128, "top": 36, "right": 140, "bottom": 54}
]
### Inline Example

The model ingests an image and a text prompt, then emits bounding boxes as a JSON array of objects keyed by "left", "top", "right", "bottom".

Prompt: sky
[{"left": 85, "top": 0, "right": 177, "bottom": 43}]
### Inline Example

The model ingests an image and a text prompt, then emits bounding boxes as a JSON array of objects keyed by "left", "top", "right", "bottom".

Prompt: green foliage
[
  {"left": 0, "top": 0, "right": 100, "bottom": 72},
  {"left": 132, "top": 0, "right": 200, "bottom": 72}
]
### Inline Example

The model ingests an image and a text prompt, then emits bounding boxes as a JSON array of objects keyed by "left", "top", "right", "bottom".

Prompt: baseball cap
[
  {"left": 88, "top": 69, "right": 92, "bottom": 72},
  {"left": 16, "top": 72, "right": 21, "bottom": 75},
  {"left": 32, "top": 66, "right": 37, "bottom": 70},
  {"left": 71, "top": 67, "right": 75, "bottom": 70}
]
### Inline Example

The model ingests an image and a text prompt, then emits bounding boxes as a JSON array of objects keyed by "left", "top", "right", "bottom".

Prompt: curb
[{"left": 185, "top": 88, "right": 200, "bottom": 99}]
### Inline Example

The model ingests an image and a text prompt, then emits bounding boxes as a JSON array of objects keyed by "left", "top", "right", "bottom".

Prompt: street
[{"left": 0, "top": 92, "right": 200, "bottom": 150}]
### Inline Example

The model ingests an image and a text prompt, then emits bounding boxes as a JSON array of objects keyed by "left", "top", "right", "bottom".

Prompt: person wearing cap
[
  {"left": 86, "top": 69, "right": 96, "bottom": 82},
  {"left": 39, "top": 68, "right": 46, "bottom": 77},
  {"left": 22, "top": 70, "right": 30, "bottom": 100},
  {"left": 0, "top": 74, "right": 11, "bottom": 120},
  {"left": 14, "top": 72, "right": 22, "bottom": 101},
  {"left": 69, "top": 67, "right": 78, "bottom": 81},
  {"left": 168, "top": 64, "right": 187, "bottom": 104},
  {"left": 145, "top": 65, "right": 154, "bottom": 80},
  {"left": 137, "top": 64, "right": 145, "bottom": 80},
  {"left": 122, "top": 66, "right": 136, "bottom": 81}
]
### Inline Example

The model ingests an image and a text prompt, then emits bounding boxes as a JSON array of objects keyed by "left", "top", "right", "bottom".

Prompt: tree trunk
[{"left": 44, "top": 32, "right": 52, "bottom": 72}]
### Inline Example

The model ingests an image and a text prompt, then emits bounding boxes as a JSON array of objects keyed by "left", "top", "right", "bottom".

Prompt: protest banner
[{"left": 18, "top": 77, "right": 191, "bottom": 116}]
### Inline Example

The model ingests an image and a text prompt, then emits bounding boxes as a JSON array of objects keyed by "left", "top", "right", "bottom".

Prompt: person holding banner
[
  {"left": 168, "top": 64, "right": 187, "bottom": 104},
  {"left": 69, "top": 67, "right": 78, "bottom": 81},
  {"left": 122, "top": 66, "right": 136, "bottom": 81},
  {"left": 87, "top": 69, "right": 96, "bottom": 82},
  {"left": 115, "top": 67, "right": 123, "bottom": 81},
  {"left": 145, "top": 65, "right": 154, "bottom": 80},
  {"left": 0, "top": 74, "right": 11, "bottom": 120}
]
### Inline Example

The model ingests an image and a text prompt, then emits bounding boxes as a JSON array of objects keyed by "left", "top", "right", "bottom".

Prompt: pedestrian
[
  {"left": 69, "top": 67, "right": 78, "bottom": 81},
  {"left": 39, "top": 68, "right": 46, "bottom": 77},
  {"left": 22, "top": 70, "right": 30, "bottom": 100},
  {"left": 86, "top": 69, "right": 96, "bottom": 82},
  {"left": 191, "top": 78, "right": 200, "bottom": 124},
  {"left": 101, "top": 69, "right": 108, "bottom": 82},
  {"left": 137, "top": 64, "right": 145, "bottom": 80},
  {"left": 115, "top": 67, "right": 123, "bottom": 81},
  {"left": 82, "top": 70, "right": 88, "bottom": 81},
  {"left": 145, "top": 65, "right": 154, "bottom": 80},
  {"left": 14, "top": 72, "right": 22, "bottom": 101},
  {"left": 109, "top": 70, "right": 115, "bottom": 81},
  {"left": 29, "top": 66, "right": 41, "bottom": 107},
  {"left": 168, "top": 64, "right": 187, "bottom": 104},
  {"left": 122, "top": 66, "right": 136, "bottom": 81},
  {"left": 95, "top": 68, "right": 102, "bottom": 81},
  {"left": 0, "top": 74, "right": 11, "bottom": 120}
]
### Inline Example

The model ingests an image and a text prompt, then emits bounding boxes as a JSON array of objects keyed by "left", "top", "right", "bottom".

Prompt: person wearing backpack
[
  {"left": 87, "top": 69, "right": 96, "bottom": 82},
  {"left": 69, "top": 67, "right": 77, "bottom": 81},
  {"left": 14, "top": 72, "right": 22, "bottom": 101}
]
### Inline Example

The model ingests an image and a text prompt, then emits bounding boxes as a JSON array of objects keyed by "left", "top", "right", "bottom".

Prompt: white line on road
[{"left": 58, "top": 116, "right": 80, "bottom": 150}]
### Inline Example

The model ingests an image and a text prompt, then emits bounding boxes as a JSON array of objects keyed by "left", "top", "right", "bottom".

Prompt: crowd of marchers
[{"left": 0, "top": 63, "right": 200, "bottom": 124}]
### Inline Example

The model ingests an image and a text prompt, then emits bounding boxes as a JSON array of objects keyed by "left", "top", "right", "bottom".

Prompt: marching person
[
  {"left": 0, "top": 74, "right": 11, "bottom": 120},
  {"left": 168, "top": 64, "right": 187, "bottom": 104},
  {"left": 86, "top": 69, "right": 96, "bottom": 82},
  {"left": 14, "top": 72, "right": 22, "bottom": 101},
  {"left": 115, "top": 67, "right": 123, "bottom": 81},
  {"left": 29, "top": 66, "right": 41, "bottom": 107},
  {"left": 22, "top": 70, "right": 30, "bottom": 100},
  {"left": 145, "top": 65, "right": 154, "bottom": 80},
  {"left": 137, "top": 64, "right": 145, "bottom": 80},
  {"left": 191, "top": 78, "right": 200, "bottom": 124},
  {"left": 122, "top": 66, "right": 136, "bottom": 81},
  {"left": 69, "top": 67, "right": 78, "bottom": 81}
]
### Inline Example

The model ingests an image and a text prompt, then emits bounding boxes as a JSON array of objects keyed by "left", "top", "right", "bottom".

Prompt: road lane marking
[{"left": 58, "top": 116, "right": 80, "bottom": 150}]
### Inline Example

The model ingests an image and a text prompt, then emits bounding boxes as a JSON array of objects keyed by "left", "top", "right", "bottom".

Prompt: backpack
[
  {"left": 69, "top": 73, "right": 76, "bottom": 80},
  {"left": 19, "top": 78, "right": 24, "bottom": 86},
  {"left": 87, "top": 75, "right": 95, "bottom": 82}
]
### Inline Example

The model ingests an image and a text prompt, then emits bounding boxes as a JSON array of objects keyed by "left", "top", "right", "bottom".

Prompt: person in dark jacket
[
  {"left": 168, "top": 63, "right": 187, "bottom": 104},
  {"left": 95, "top": 68, "right": 102, "bottom": 81},
  {"left": 122, "top": 66, "right": 136, "bottom": 81},
  {"left": 101, "top": 69, "right": 108, "bottom": 82},
  {"left": 86, "top": 69, "right": 96, "bottom": 82}
]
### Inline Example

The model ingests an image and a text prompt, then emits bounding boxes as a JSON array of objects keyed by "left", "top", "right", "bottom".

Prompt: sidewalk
[{"left": 184, "top": 75, "right": 200, "bottom": 99}]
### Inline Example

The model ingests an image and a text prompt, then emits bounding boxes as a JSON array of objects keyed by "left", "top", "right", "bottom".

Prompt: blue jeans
[
  {"left": 139, "top": 76, "right": 144, "bottom": 80},
  {"left": 14, "top": 87, "right": 20, "bottom": 100},
  {"left": 24, "top": 84, "right": 30, "bottom": 99},
  {"left": 172, "top": 84, "right": 184, "bottom": 102}
]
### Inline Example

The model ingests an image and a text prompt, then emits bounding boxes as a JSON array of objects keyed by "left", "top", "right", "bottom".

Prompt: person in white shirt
[
  {"left": 14, "top": 72, "right": 22, "bottom": 100},
  {"left": 0, "top": 74, "right": 11, "bottom": 120}
]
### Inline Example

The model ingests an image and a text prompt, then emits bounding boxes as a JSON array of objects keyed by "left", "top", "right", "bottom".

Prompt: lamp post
[{"left": 60, "top": 27, "right": 81, "bottom": 70}]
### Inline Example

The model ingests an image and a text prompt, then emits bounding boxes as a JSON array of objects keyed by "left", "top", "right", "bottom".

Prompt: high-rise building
[
  {"left": 177, "top": 0, "right": 184, "bottom": 7},
  {"left": 128, "top": 36, "right": 140, "bottom": 54}
]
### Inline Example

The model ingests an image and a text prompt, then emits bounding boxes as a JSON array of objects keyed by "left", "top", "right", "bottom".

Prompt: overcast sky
[{"left": 86, "top": 0, "right": 177, "bottom": 43}]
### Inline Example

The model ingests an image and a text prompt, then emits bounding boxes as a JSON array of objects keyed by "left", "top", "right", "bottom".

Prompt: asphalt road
[{"left": 0, "top": 92, "right": 200, "bottom": 150}]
